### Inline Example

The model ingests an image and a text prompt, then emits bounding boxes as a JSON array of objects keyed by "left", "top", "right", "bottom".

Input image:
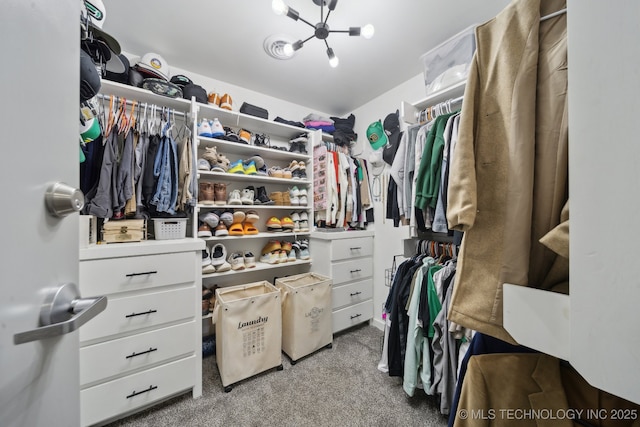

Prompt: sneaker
[
  {"left": 299, "top": 219, "right": 309, "bottom": 232},
  {"left": 228, "top": 159, "right": 245, "bottom": 174},
  {"left": 197, "top": 118, "right": 213, "bottom": 138},
  {"left": 243, "top": 221, "right": 259, "bottom": 235},
  {"left": 288, "top": 160, "right": 300, "bottom": 172},
  {"left": 297, "top": 168, "right": 307, "bottom": 180},
  {"left": 199, "top": 211, "right": 219, "bottom": 228},
  {"left": 280, "top": 216, "right": 294, "bottom": 231},
  {"left": 259, "top": 252, "right": 279, "bottom": 264},
  {"left": 214, "top": 223, "right": 229, "bottom": 237},
  {"left": 261, "top": 240, "right": 282, "bottom": 255},
  {"left": 213, "top": 153, "right": 231, "bottom": 172},
  {"left": 288, "top": 141, "right": 303, "bottom": 154},
  {"left": 266, "top": 216, "right": 282, "bottom": 231},
  {"left": 220, "top": 94, "right": 233, "bottom": 111},
  {"left": 245, "top": 209, "right": 260, "bottom": 223},
  {"left": 216, "top": 260, "right": 232, "bottom": 273},
  {"left": 228, "top": 252, "right": 245, "bottom": 270},
  {"left": 289, "top": 187, "right": 300, "bottom": 206},
  {"left": 220, "top": 127, "right": 239, "bottom": 142},
  {"left": 299, "top": 240, "right": 310, "bottom": 260},
  {"left": 293, "top": 219, "right": 301, "bottom": 233},
  {"left": 214, "top": 183, "right": 227, "bottom": 206},
  {"left": 210, "top": 118, "right": 225, "bottom": 138},
  {"left": 253, "top": 133, "right": 270, "bottom": 147},
  {"left": 280, "top": 241, "right": 293, "bottom": 253},
  {"left": 299, "top": 195, "right": 308, "bottom": 206},
  {"left": 199, "top": 182, "right": 215, "bottom": 205},
  {"left": 241, "top": 188, "right": 254, "bottom": 204},
  {"left": 256, "top": 186, "right": 273, "bottom": 205},
  {"left": 281, "top": 168, "right": 293, "bottom": 179},
  {"left": 299, "top": 211, "right": 309, "bottom": 221},
  {"left": 228, "top": 222, "right": 244, "bottom": 236},
  {"left": 238, "top": 129, "right": 251, "bottom": 144},
  {"left": 202, "top": 146, "right": 218, "bottom": 166},
  {"left": 244, "top": 251, "right": 256, "bottom": 268},
  {"left": 277, "top": 250, "right": 288, "bottom": 264},
  {"left": 227, "top": 189, "right": 242, "bottom": 205},
  {"left": 219, "top": 211, "right": 234, "bottom": 227},
  {"left": 289, "top": 186, "right": 300, "bottom": 197},
  {"left": 245, "top": 155, "right": 265, "bottom": 169},
  {"left": 198, "top": 158, "right": 211, "bottom": 171},
  {"left": 257, "top": 164, "right": 268, "bottom": 176},
  {"left": 210, "top": 243, "right": 227, "bottom": 267},
  {"left": 232, "top": 210, "right": 246, "bottom": 223},
  {"left": 287, "top": 250, "right": 297, "bottom": 262},
  {"left": 202, "top": 249, "right": 216, "bottom": 274},
  {"left": 243, "top": 161, "right": 257, "bottom": 175}
]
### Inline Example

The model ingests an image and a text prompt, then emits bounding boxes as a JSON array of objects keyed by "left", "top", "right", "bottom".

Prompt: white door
[{"left": 0, "top": 2, "right": 98, "bottom": 426}]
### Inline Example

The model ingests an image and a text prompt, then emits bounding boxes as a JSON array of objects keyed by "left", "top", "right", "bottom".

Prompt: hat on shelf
[
  {"left": 80, "top": 0, "right": 125, "bottom": 75},
  {"left": 135, "top": 52, "right": 170, "bottom": 81},
  {"left": 366, "top": 120, "right": 388, "bottom": 150}
]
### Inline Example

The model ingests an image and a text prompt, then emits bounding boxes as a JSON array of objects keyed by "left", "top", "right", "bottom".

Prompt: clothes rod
[
  {"left": 94, "top": 94, "right": 187, "bottom": 117},
  {"left": 541, "top": 8, "right": 566, "bottom": 22}
]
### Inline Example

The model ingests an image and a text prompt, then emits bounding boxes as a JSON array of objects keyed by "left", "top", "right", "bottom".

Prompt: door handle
[
  {"left": 45, "top": 182, "right": 84, "bottom": 218},
  {"left": 14, "top": 283, "right": 107, "bottom": 345}
]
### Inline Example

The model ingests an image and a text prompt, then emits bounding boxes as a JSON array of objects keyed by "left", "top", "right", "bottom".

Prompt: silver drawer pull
[
  {"left": 125, "top": 309, "right": 157, "bottom": 318},
  {"left": 349, "top": 269, "right": 362, "bottom": 274},
  {"left": 350, "top": 314, "right": 362, "bottom": 320},
  {"left": 350, "top": 291, "right": 362, "bottom": 296},
  {"left": 125, "top": 271, "right": 158, "bottom": 277},
  {"left": 126, "top": 385, "right": 158, "bottom": 399},
  {"left": 126, "top": 347, "right": 158, "bottom": 359},
  {"left": 349, "top": 247, "right": 362, "bottom": 250}
]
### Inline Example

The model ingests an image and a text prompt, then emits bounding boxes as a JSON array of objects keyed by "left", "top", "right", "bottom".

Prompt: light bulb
[
  {"left": 283, "top": 43, "right": 294, "bottom": 57},
  {"left": 272, "top": 0, "right": 287, "bottom": 15},
  {"left": 329, "top": 55, "right": 339, "bottom": 68},
  {"left": 361, "top": 24, "right": 375, "bottom": 39}
]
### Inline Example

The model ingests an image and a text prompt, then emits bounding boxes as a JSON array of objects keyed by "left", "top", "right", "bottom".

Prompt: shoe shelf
[
  {"left": 197, "top": 204, "right": 310, "bottom": 211},
  {"left": 196, "top": 136, "right": 311, "bottom": 162},
  {"left": 202, "top": 259, "right": 312, "bottom": 279},
  {"left": 196, "top": 170, "right": 312, "bottom": 186},
  {"left": 199, "top": 232, "right": 311, "bottom": 242}
]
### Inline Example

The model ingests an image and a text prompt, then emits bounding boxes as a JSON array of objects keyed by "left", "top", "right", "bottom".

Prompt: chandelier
[{"left": 271, "top": 0, "right": 374, "bottom": 67}]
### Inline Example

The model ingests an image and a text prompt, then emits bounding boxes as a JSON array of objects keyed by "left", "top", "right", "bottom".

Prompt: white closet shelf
[
  {"left": 197, "top": 204, "right": 311, "bottom": 211},
  {"left": 401, "top": 81, "right": 466, "bottom": 124},
  {"left": 196, "top": 136, "right": 311, "bottom": 161},
  {"left": 503, "top": 284, "right": 570, "bottom": 360},
  {"left": 196, "top": 170, "right": 311, "bottom": 186},
  {"left": 202, "top": 259, "right": 311, "bottom": 279},
  {"left": 198, "top": 232, "right": 311, "bottom": 242},
  {"left": 99, "top": 79, "right": 191, "bottom": 111},
  {"left": 196, "top": 102, "right": 309, "bottom": 140}
]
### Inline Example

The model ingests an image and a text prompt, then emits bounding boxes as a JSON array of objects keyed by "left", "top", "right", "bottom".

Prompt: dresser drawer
[
  {"left": 332, "top": 279, "right": 373, "bottom": 310},
  {"left": 330, "top": 258, "right": 373, "bottom": 285},
  {"left": 80, "top": 252, "right": 195, "bottom": 297},
  {"left": 81, "top": 356, "right": 195, "bottom": 427},
  {"left": 80, "top": 321, "right": 196, "bottom": 387},
  {"left": 330, "top": 237, "right": 373, "bottom": 261},
  {"left": 80, "top": 287, "right": 195, "bottom": 343},
  {"left": 332, "top": 300, "right": 373, "bottom": 333}
]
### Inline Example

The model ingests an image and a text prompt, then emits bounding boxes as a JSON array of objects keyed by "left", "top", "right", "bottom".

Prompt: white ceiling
[{"left": 102, "top": 0, "right": 510, "bottom": 116}]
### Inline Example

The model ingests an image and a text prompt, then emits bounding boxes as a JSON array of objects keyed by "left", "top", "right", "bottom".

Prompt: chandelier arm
[
  {"left": 301, "top": 34, "right": 316, "bottom": 45},
  {"left": 323, "top": 9, "right": 332, "bottom": 25},
  {"left": 328, "top": 29, "right": 350, "bottom": 33},
  {"left": 320, "top": 2, "right": 324, "bottom": 22},
  {"left": 297, "top": 15, "right": 316, "bottom": 28}
]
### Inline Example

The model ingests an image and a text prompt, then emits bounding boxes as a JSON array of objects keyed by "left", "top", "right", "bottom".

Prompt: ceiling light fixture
[{"left": 271, "top": 0, "right": 374, "bottom": 67}]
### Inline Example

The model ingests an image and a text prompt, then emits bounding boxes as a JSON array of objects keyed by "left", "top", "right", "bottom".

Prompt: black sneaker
[{"left": 256, "top": 186, "right": 274, "bottom": 205}]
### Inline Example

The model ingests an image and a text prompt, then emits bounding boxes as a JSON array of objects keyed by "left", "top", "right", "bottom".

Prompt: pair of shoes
[
  {"left": 265, "top": 216, "right": 295, "bottom": 232},
  {"left": 289, "top": 211, "right": 310, "bottom": 232},
  {"left": 269, "top": 191, "right": 284, "bottom": 206},
  {"left": 228, "top": 160, "right": 258, "bottom": 175},
  {"left": 200, "top": 182, "right": 227, "bottom": 206},
  {"left": 259, "top": 240, "right": 296, "bottom": 264},
  {"left": 253, "top": 186, "right": 273, "bottom": 204},
  {"left": 289, "top": 186, "right": 308, "bottom": 206},
  {"left": 203, "top": 243, "right": 232, "bottom": 274},
  {"left": 253, "top": 133, "right": 270, "bottom": 147},
  {"left": 197, "top": 118, "right": 225, "bottom": 138},
  {"left": 288, "top": 140, "right": 308, "bottom": 154},
  {"left": 202, "top": 146, "right": 230, "bottom": 172},
  {"left": 292, "top": 239, "right": 311, "bottom": 260},
  {"left": 244, "top": 155, "right": 264, "bottom": 169},
  {"left": 289, "top": 160, "right": 307, "bottom": 180},
  {"left": 227, "top": 251, "right": 256, "bottom": 270},
  {"left": 198, "top": 221, "right": 213, "bottom": 238},
  {"left": 208, "top": 92, "right": 233, "bottom": 111}
]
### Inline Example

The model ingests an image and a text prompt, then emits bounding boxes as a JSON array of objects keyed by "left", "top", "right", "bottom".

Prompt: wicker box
[{"left": 101, "top": 219, "right": 146, "bottom": 243}]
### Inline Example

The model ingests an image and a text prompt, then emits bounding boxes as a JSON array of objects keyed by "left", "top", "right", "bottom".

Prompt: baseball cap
[
  {"left": 136, "top": 53, "right": 170, "bottom": 81},
  {"left": 366, "top": 120, "right": 388, "bottom": 150},
  {"left": 81, "top": 0, "right": 121, "bottom": 55}
]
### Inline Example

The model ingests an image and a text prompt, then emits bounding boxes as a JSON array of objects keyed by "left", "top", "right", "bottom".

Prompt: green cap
[{"left": 366, "top": 120, "right": 388, "bottom": 150}]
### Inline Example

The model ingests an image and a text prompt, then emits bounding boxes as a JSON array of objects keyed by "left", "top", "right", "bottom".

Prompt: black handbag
[{"left": 240, "top": 102, "right": 269, "bottom": 119}]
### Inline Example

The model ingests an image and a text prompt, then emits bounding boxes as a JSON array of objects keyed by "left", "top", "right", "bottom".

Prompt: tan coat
[{"left": 446, "top": 0, "right": 568, "bottom": 343}]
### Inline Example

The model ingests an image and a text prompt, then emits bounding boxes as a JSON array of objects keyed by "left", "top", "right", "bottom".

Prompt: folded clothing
[
  {"left": 305, "top": 123, "right": 335, "bottom": 133},
  {"left": 303, "top": 113, "right": 333, "bottom": 123},
  {"left": 274, "top": 116, "right": 305, "bottom": 128}
]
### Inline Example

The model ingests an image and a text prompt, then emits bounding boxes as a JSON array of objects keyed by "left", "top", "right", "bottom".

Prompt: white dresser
[
  {"left": 78, "top": 239, "right": 204, "bottom": 427},
  {"left": 309, "top": 230, "right": 374, "bottom": 333}
]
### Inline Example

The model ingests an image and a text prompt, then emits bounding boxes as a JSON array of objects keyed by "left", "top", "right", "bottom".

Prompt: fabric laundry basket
[
  {"left": 276, "top": 272, "right": 332, "bottom": 363},
  {"left": 214, "top": 281, "right": 282, "bottom": 391}
]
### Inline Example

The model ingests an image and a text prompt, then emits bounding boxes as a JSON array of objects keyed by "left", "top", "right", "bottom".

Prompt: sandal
[
  {"left": 243, "top": 222, "right": 259, "bottom": 235},
  {"left": 228, "top": 222, "right": 244, "bottom": 236}
]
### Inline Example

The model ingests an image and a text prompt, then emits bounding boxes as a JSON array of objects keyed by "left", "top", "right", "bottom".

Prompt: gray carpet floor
[{"left": 107, "top": 324, "right": 449, "bottom": 427}]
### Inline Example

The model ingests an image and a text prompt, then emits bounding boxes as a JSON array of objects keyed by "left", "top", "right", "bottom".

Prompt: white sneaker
[
  {"left": 210, "top": 118, "right": 224, "bottom": 138},
  {"left": 290, "top": 212, "right": 301, "bottom": 222},
  {"left": 298, "top": 195, "right": 307, "bottom": 206},
  {"left": 259, "top": 252, "right": 279, "bottom": 264},
  {"left": 299, "top": 219, "right": 309, "bottom": 232},
  {"left": 299, "top": 211, "right": 309, "bottom": 221},
  {"left": 287, "top": 250, "right": 297, "bottom": 262},
  {"left": 289, "top": 186, "right": 300, "bottom": 197},
  {"left": 244, "top": 251, "right": 256, "bottom": 268},
  {"left": 202, "top": 248, "right": 216, "bottom": 274},
  {"left": 228, "top": 252, "right": 245, "bottom": 271},
  {"left": 241, "top": 188, "right": 254, "bottom": 205},
  {"left": 228, "top": 189, "right": 242, "bottom": 205},
  {"left": 277, "top": 250, "right": 288, "bottom": 264},
  {"left": 210, "top": 243, "right": 227, "bottom": 267},
  {"left": 197, "top": 118, "right": 213, "bottom": 137}
]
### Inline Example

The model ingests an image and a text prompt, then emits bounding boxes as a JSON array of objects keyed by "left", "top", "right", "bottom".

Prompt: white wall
[{"left": 351, "top": 73, "right": 426, "bottom": 330}]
